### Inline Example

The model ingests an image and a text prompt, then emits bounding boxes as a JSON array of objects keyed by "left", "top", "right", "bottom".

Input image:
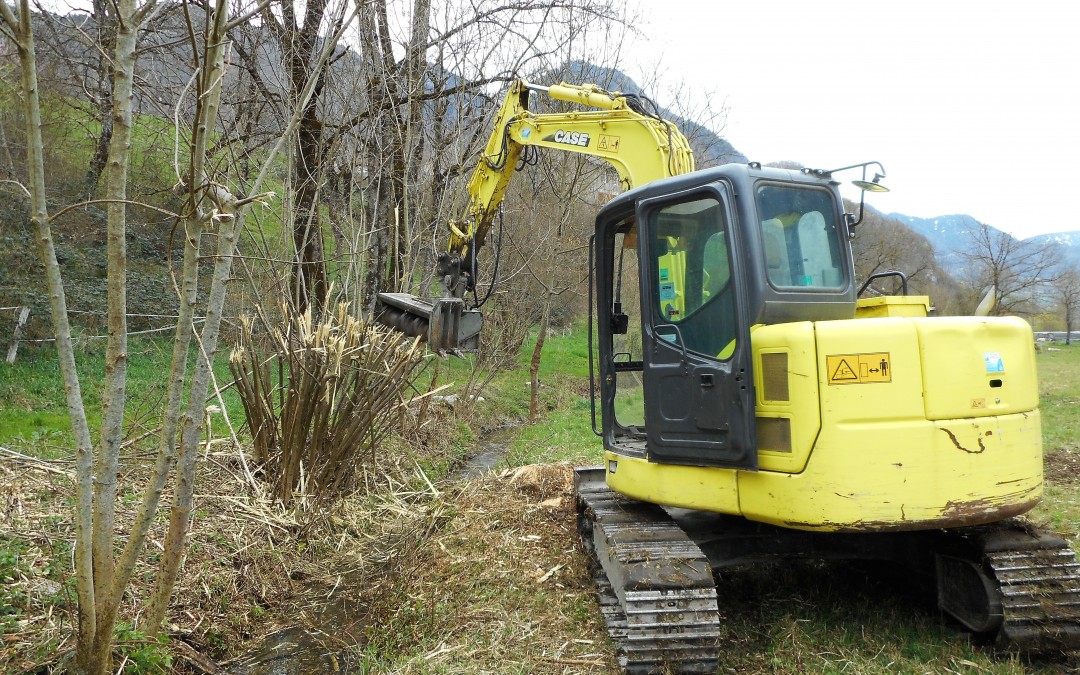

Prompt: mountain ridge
[{"left": 888, "top": 212, "right": 1080, "bottom": 269}]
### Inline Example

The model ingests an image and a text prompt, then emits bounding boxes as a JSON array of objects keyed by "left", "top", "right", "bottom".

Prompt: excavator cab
[{"left": 592, "top": 163, "right": 854, "bottom": 470}]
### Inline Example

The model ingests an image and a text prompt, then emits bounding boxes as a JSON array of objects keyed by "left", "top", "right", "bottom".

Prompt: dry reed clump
[
  {"left": 229, "top": 303, "right": 432, "bottom": 505},
  {"left": 0, "top": 446, "right": 304, "bottom": 671}
]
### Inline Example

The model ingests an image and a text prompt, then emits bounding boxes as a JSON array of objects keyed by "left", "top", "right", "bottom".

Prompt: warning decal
[
  {"left": 826, "top": 352, "right": 892, "bottom": 385},
  {"left": 598, "top": 134, "right": 621, "bottom": 152}
]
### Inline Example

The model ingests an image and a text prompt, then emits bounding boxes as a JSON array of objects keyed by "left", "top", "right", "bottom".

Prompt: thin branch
[
  {"left": 49, "top": 198, "right": 181, "bottom": 223},
  {"left": 0, "top": 178, "right": 31, "bottom": 198}
]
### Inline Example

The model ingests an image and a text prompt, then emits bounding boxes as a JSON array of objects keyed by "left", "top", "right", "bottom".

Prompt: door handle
[{"left": 654, "top": 323, "right": 690, "bottom": 374}]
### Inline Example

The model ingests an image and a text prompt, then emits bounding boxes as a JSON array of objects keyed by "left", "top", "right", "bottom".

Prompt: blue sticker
[
  {"left": 521, "top": 127, "right": 532, "bottom": 138},
  {"left": 659, "top": 282, "right": 676, "bottom": 301},
  {"left": 984, "top": 352, "right": 1005, "bottom": 373}
]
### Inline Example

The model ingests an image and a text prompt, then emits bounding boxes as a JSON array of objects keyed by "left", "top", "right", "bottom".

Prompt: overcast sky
[{"left": 621, "top": 0, "right": 1077, "bottom": 239}]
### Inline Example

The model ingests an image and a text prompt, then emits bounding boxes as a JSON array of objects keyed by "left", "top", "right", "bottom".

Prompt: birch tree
[{"left": 0, "top": 0, "right": 347, "bottom": 668}]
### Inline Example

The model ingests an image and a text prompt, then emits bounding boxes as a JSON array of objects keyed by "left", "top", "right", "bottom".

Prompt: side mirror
[{"left": 816, "top": 161, "right": 889, "bottom": 229}]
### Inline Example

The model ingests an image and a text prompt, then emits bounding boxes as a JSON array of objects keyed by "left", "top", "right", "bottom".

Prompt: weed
[
  {"left": 114, "top": 623, "right": 172, "bottom": 674},
  {"left": 0, "top": 537, "right": 29, "bottom": 632}
]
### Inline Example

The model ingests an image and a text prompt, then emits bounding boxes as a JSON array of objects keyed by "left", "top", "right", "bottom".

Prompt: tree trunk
[
  {"left": 285, "top": 0, "right": 330, "bottom": 316},
  {"left": 291, "top": 108, "right": 329, "bottom": 315},
  {"left": 1, "top": 0, "right": 99, "bottom": 668},
  {"left": 143, "top": 0, "right": 234, "bottom": 631},
  {"left": 529, "top": 296, "right": 551, "bottom": 422},
  {"left": 146, "top": 198, "right": 241, "bottom": 631},
  {"left": 88, "top": 0, "right": 139, "bottom": 664},
  {"left": 82, "top": 0, "right": 115, "bottom": 194}
]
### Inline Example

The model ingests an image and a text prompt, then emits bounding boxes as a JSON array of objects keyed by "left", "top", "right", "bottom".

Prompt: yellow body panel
[
  {"left": 605, "top": 455, "right": 741, "bottom": 514},
  {"left": 738, "top": 410, "right": 1042, "bottom": 531},
  {"left": 608, "top": 314, "right": 1044, "bottom": 532},
  {"left": 752, "top": 322, "right": 820, "bottom": 473},
  {"left": 915, "top": 316, "right": 1038, "bottom": 419},
  {"left": 855, "top": 295, "right": 931, "bottom": 318}
]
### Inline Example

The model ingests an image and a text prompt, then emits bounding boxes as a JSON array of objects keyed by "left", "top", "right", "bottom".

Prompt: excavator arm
[{"left": 376, "top": 79, "right": 694, "bottom": 352}]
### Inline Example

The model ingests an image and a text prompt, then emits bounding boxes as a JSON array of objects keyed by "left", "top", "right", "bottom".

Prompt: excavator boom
[{"left": 375, "top": 79, "right": 693, "bottom": 352}]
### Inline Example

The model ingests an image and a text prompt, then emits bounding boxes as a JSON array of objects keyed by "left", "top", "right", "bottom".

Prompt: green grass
[
  {"left": 507, "top": 395, "right": 602, "bottom": 465},
  {"left": 0, "top": 337, "right": 242, "bottom": 457},
  {"left": 1036, "top": 341, "right": 1080, "bottom": 453},
  {"left": 1031, "top": 342, "right": 1080, "bottom": 553},
  {"left": 517, "top": 325, "right": 593, "bottom": 379},
  {"left": 491, "top": 325, "right": 604, "bottom": 465}
]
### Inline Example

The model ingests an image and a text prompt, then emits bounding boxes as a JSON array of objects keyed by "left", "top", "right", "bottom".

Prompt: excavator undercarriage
[{"left": 575, "top": 468, "right": 1080, "bottom": 673}]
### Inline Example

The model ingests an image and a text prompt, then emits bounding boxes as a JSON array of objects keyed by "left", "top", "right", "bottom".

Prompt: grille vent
[
  {"left": 761, "top": 352, "right": 789, "bottom": 402},
  {"left": 756, "top": 417, "right": 792, "bottom": 453}
]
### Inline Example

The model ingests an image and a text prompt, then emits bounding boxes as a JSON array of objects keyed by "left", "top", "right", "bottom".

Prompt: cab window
[
  {"left": 649, "top": 197, "right": 737, "bottom": 359},
  {"left": 756, "top": 184, "right": 843, "bottom": 289}
]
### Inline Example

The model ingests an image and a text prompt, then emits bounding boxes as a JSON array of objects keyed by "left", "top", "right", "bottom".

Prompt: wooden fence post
[{"left": 6, "top": 306, "right": 30, "bottom": 364}]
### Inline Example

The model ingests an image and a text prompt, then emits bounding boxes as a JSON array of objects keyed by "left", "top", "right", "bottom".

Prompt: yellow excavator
[{"left": 377, "top": 80, "right": 1080, "bottom": 672}]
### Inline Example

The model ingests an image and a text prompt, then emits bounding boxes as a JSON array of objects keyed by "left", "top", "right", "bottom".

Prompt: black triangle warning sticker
[{"left": 831, "top": 359, "right": 858, "bottom": 382}]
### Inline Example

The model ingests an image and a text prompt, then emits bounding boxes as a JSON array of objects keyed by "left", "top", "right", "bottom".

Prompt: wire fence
[{"left": 3, "top": 305, "right": 244, "bottom": 363}]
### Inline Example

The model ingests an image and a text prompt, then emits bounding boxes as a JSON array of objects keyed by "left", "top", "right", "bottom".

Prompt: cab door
[{"left": 638, "top": 186, "right": 757, "bottom": 469}]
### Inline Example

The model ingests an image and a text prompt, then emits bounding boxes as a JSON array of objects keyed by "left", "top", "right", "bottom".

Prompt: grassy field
[
  {"left": 0, "top": 337, "right": 244, "bottom": 458},
  {"left": 1028, "top": 342, "right": 1080, "bottom": 553},
  {"left": 1, "top": 329, "right": 1078, "bottom": 673}
]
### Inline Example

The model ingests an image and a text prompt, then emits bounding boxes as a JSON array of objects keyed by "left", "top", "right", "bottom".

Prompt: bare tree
[
  {"left": 251, "top": 0, "right": 352, "bottom": 314},
  {"left": 0, "top": 0, "right": 170, "bottom": 668},
  {"left": 0, "top": 0, "right": 640, "bottom": 666},
  {"left": 340, "top": 1, "right": 626, "bottom": 311},
  {"left": 957, "top": 222, "right": 1062, "bottom": 316},
  {"left": 1051, "top": 266, "right": 1080, "bottom": 344},
  {"left": 850, "top": 207, "right": 947, "bottom": 299},
  {"left": 522, "top": 154, "right": 598, "bottom": 421}
]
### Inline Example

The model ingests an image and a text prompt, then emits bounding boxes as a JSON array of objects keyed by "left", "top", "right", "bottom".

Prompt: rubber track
[
  {"left": 576, "top": 471, "right": 721, "bottom": 673},
  {"left": 985, "top": 538, "right": 1080, "bottom": 651}
]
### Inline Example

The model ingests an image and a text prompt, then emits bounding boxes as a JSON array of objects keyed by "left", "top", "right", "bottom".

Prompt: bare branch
[{"left": 49, "top": 198, "right": 181, "bottom": 222}]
